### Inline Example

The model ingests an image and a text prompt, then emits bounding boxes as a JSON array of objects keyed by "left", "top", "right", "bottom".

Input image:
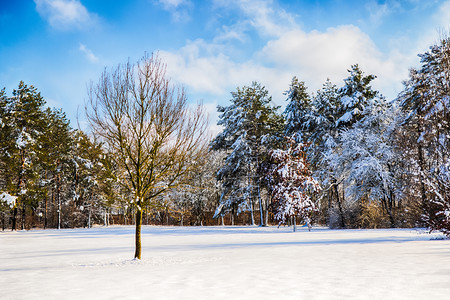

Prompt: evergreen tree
[
  {"left": 0, "top": 88, "right": 13, "bottom": 197},
  {"left": 211, "top": 82, "right": 284, "bottom": 226},
  {"left": 71, "top": 130, "right": 111, "bottom": 228},
  {"left": 326, "top": 65, "right": 386, "bottom": 228},
  {"left": 336, "top": 64, "right": 379, "bottom": 127},
  {"left": 397, "top": 35, "right": 450, "bottom": 234},
  {"left": 284, "top": 77, "right": 312, "bottom": 138},
  {"left": 330, "top": 98, "right": 398, "bottom": 227},
  {"left": 288, "top": 67, "right": 385, "bottom": 228},
  {"left": 8, "top": 82, "right": 46, "bottom": 230},
  {"left": 38, "top": 108, "right": 73, "bottom": 229},
  {"left": 268, "top": 137, "right": 320, "bottom": 231}
]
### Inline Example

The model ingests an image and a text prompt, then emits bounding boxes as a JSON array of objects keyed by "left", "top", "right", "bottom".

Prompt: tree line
[{"left": 0, "top": 37, "right": 449, "bottom": 239}]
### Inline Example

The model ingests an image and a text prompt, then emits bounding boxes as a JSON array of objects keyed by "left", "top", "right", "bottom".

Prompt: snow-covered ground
[{"left": 1, "top": 226, "right": 449, "bottom": 299}]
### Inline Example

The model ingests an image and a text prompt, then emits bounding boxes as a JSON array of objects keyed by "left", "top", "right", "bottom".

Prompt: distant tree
[
  {"left": 336, "top": 64, "right": 379, "bottom": 128},
  {"left": 0, "top": 88, "right": 13, "bottom": 220},
  {"left": 211, "top": 82, "right": 284, "bottom": 226},
  {"left": 329, "top": 98, "right": 398, "bottom": 227},
  {"left": 284, "top": 77, "right": 312, "bottom": 139},
  {"left": 3, "top": 82, "right": 46, "bottom": 230},
  {"left": 397, "top": 34, "right": 450, "bottom": 234},
  {"left": 38, "top": 108, "right": 73, "bottom": 229},
  {"left": 287, "top": 66, "right": 385, "bottom": 228},
  {"left": 86, "top": 53, "right": 209, "bottom": 259},
  {"left": 171, "top": 150, "right": 222, "bottom": 226},
  {"left": 268, "top": 137, "right": 320, "bottom": 231},
  {"left": 71, "top": 130, "right": 112, "bottom": 228}
]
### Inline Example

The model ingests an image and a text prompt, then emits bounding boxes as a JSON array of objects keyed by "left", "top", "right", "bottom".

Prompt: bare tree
[{"left": 86, "top": 53, "right": 209, "bottom": 259}]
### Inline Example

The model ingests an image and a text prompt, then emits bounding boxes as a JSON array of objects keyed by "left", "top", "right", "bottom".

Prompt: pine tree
[
  {"left": 212, "top": 82, "right": 284, "bottom": 226},
  {"left": 398, "top": 35, "right": 450, "bottom": 234},
  {"left": 291, "top": 67, "right": 385, "bottom": 228},
  {"left": 8, "top": 82, "right": 46, "bottom": 230},
  {"left": 38, "top": 108, "right": 73, "bottom": 229},
  {"left": 268, "top": 137, "right": 320, "bottom": 231},
  {"left": 284, "top": 77, "right": 312, "bottom": 138},
  {"left": 71, "top": 130, "right": 111, "bottom": 228},
  {"left": 336, "top": 64, "right": 379, "bottom": 128},
  {"left": 331, "top": 98, "right": 398, "bottom": 226}
]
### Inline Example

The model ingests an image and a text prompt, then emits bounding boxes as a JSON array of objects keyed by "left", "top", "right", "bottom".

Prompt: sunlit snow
[{"left": 1, "top": 226, "right": 449, "bottom": 299}]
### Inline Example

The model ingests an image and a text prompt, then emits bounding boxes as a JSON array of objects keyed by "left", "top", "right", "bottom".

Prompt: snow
[
  {"left": 1, "top": 226, "right": 449, "bottom": 299},
  {"left": 15, "top": 130, "right": 32, "bottom": 149},
  {"left": 0, "top": 192, "right": 16, "bottom": 206},
  {"left": 336, "top": 110, "right": 353, "bottom": 126}
]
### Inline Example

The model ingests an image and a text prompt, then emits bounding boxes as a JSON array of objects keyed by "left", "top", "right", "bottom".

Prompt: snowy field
[{"left": 1, "top": 226, "right": 449, "bottom": 299}]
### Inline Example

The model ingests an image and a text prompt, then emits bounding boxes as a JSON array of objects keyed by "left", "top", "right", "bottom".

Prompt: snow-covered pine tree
[
  {"left": 292, "top": 79, "right": 340, "bottom": 225},
  {"left": 211, "top": 82, "right": 284, "bottom": 226},
  {"left": 284, "top": 77, "right": 312, "bottom": 139},
  {"left": 336, "top": 64, "right": 379, "bottom": 127},
  {"left": 0, "top": 88, "right": 15, "bottom": 229},
  {"left": 212, "top": 102, "right": 253, "bottom": 224},
  {"left": 8, "top": 82, "right": 46, "bottom": 230},
  {"left": 38, "top": 108, "right": 73, "bottom": 229},
  {"left": 330, "top": 97, "right": 399, "bottom": 227},
  {"left": 304, "top": 66, "right": 385, "bottom": 228},
  {"left": 397, "top": 34, "right": 450, "bottom": 235},
  {"left": 329, "top": 65, "right": 387, "bottom": 227},
  {"left": 268, "top": 137, "right": 320, "bottom": 231}
]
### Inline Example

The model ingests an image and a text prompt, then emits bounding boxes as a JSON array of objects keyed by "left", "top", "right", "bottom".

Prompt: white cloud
[
  {"left": 213, "top": 0, "right": 298, "bottom": 37},
  {"left": 157, "top": 0, "right": 191, "bottom": 22},
  {"left": 404, "top": 0, "right": 450, "bottom": 65},
  {"left": 434, "top": 1, "right": 450, "bottom": 32},
  {"left": 260, "top": 25, "right": 412, "bottom": 98},
  {"left": 365, "top": 1, "right": 393, "bottom": 26},
  {"left": 79, "top": 44, "right": 99, "bottom": 63},
  {"left": 160, "top": 39, "right": 290, "bottom": 103},
  {"left": 34, "top": 0, "right": 97, "bottom": 30},
  {"left": 159, "top": 0, "right": 450, "bottom": 120},
  {"left": 161, "top": 24, "right": 411, "bottom": 106},
  {"left": 159, "top": 0, "right": 187, "bottom": 9}
]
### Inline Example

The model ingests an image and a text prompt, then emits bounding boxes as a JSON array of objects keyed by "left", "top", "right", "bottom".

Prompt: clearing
[{"left": 1, "top": 226, "right": 449, "bottom": 299}]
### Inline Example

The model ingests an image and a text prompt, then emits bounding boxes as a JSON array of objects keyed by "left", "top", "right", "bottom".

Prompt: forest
[{"left": 0, "top": 35, "right": 449, "bottom": 238}]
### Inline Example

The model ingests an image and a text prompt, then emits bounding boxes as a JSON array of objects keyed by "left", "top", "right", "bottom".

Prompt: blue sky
[{"left": 1, "top": 0, "right": 449, "bottom": 131}]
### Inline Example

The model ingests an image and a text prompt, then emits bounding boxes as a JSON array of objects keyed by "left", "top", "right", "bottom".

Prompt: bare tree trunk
[
  {"left": 2, "top": 213, "right": 5, "bottom": 231},
  {"left": 249, "top": 198, "right": 255, "bottom": 225},
  {"left": 57, "top": 174, "right": 61, "bottom": 230},
  {"left": 134, "top": 207, "right": 142, "bottom": 259},
  {"left": 12, "top": 207, "right": 17, "bottom": 231},
  {"left": 257, "top": 184, "right": 264, "bottom": 226},
  {"left": 88, "top": 204, "right": 91, "bottom": 228},
  {"left": 21, "top": 202, "right": 25, "bottom": 230},
  {"left": 264, "top": 197, "right": 269, "bottom": 226},
  {"left": 334, "top": 181, "right": 346, "bottom": 228},
  {"left": 247, "top": 168, "right": 255, "bottom": 226},
  {"left": 44, "top": 194, "right": 48, "bottom": 229},
  {"left": 416, "top": 121, "right": 428, "bottom": 217}
]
